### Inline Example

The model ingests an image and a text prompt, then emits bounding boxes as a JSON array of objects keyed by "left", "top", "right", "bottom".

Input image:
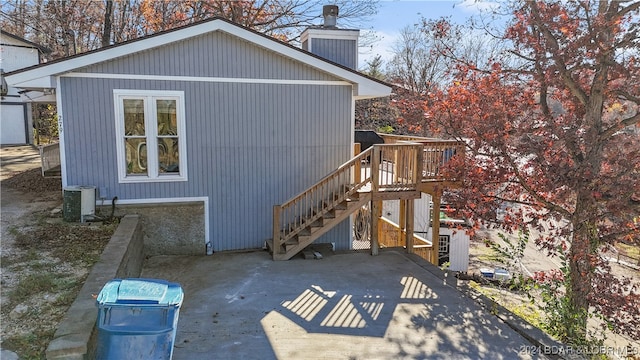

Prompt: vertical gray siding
[
  {"left": 310, "top": 39, "right": 358, "bottom": 70},
  {"left": 61, "top": 76, "right": 354, "bottom": 251},
  {"left": 80, "top": 31, "right": 336, "bottom": 81}
]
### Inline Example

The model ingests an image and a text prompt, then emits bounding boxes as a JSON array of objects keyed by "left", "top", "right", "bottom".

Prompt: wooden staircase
[
  {"left": 267, "top": 191, "right": 372, "bottom": 260},
  {"left": 267, "top": 148, "right": 374, "bottom": 260},
  {"left": 268, "top": 142, "right": 433, "bottom": 260}
]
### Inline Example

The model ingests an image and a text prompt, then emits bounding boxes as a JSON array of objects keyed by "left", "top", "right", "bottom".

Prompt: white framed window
[{"left": 114, "top": 89, "right": 188, "bottom": 183}]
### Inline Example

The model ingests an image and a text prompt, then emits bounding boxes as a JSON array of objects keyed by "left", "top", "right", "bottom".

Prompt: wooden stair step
[
  {"left": 323, "top": 210, "right": 336, "bottom": 219},
  {"left": 333, "top": 201, "right": 348, "bottom": 210},
  {"left": 272, "top": 188, "right": 372, "bottom": 261}
]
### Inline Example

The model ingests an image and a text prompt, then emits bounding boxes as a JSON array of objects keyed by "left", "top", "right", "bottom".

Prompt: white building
[{"left": 1, "top": 30, "right": 50, "bottom": 145}]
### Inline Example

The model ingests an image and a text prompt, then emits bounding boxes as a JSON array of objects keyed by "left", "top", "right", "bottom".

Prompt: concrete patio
[{"left": 142, "top": 249, "right": 547, "bottom": 360}]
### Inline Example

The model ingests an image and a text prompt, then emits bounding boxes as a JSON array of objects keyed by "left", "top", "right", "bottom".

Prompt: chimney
[
  {"left": 323, "top": 5, "right": 338, "bottom": 28},
  {"left": 301, "top": 6, "right": 360, "bottom": 70}
]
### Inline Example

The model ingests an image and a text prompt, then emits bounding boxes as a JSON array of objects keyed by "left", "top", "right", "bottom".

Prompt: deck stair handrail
[
  {"left": 270, "top": 138, "right": 464, "bottom": 260},
  {"left": 272, "top": 147, "right": 374, "bottom": 256}
]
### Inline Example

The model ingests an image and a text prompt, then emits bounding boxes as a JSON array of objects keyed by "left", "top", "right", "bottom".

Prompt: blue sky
[{"left": 356, "top": 0, "right": 498, "bottom": 69}]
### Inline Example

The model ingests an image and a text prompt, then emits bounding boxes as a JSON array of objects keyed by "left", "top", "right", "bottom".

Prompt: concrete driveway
[
  {"left": 0, "top": 145, "right": 41, "bottom": 180},
  {"left": 143, "top": 250, "right": 548, "bottom": 360}
]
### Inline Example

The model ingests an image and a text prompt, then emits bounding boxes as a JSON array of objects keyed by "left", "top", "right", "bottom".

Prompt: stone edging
[{"left": 45, "top": 215, "right": 144, "bottom": 360}]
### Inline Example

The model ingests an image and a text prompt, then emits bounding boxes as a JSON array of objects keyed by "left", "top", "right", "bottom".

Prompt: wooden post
[
  {"left": 415, "top": 144, "right": 424, "bottom": 184},
  {"left": 354, "top": 143, "right": 362, "bottom": 184},
  {"left": 399, "top": 199, "right": 406, "bottom": 247},
  {"left": 371, "top": 145, "right": 380, "bottom": 193},
  {"left": 431, "top": 192, "right": 441, "bottom": 265},
  {"left": 371, "top": 145, "right": 381, "bottom": 256},
  {"left": 406, "top": 198, "right": 414, "bottom": 254},
  {"left": 273, "top": 205, "right": 281, "bottom": 257},
  {"left": 371, "top": 200, "right": 382, "bottom": 256},
  {"left": 393, "top": 146, "right": 399, "bottom": 184}
]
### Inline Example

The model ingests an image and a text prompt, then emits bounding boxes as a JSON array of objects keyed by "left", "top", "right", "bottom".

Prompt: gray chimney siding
[
  {"left": 300, "top": 27, "right": 360, "bottom": 71},
  {"left": 309, "top": 38, "right": 358, "bottom": 70},
  {"left": 300, "top": 5, "right": 360, "bottom": 70}
]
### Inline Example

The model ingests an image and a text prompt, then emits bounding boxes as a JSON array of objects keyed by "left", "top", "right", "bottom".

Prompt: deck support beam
[
  {"left": 406, "top": 199, "right": 414, "bottom": 254},
  {"left": 370, "top": 199, "right": 382, "bottom": 256},
  {"left": 272, "top": 205, "right": 282, "bottom": 259},
  {"left": 399, "top": 200, "right": 406, "bottom": 249}
]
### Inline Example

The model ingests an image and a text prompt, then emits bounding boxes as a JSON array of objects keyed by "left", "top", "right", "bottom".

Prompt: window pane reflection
[
  {"left": 124, "top": 99, "right": 145, "bottom": 136},
  {"left": 125, "top": 138, "right": 147, "bottom": 175},
  {"left": 157, "top": 100, "right": 177, "bottom": 135},
  {"left": 158, "top": 138, "right": 179, "bottom": 173}
]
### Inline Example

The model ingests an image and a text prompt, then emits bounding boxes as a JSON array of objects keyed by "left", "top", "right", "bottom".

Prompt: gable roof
[
  {"left": 5, "top": 17, "right": 390, "bottom": 99},
  {"left": 1, "top": 30, "right": 51, "bottom": 54}
]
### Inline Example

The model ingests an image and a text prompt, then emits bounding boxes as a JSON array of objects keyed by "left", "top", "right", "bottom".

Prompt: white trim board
[
  {"left": 105, "top": 196, "right": 211, "bottom": 251},
  {"left": 300, "top": 28, "right": 360, "bottom": 43},
  {"left": 64, "top": 72, "right": 352, "bottom": 86},
  {"left": 56, "top": 76, "right": 68, "bottom": 189},
  {"left": 6, "top": 19, "right": 390, "bottom": 98}
]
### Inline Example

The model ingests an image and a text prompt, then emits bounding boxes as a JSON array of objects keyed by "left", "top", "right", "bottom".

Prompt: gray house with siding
[{"left": 6, "top": 17, "right": 391, "bottom": 255}]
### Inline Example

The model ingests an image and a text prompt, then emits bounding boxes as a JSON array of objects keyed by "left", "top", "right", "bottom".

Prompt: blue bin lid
[{"left": 97, "top": 278, "right": 183, "bottom": 306}]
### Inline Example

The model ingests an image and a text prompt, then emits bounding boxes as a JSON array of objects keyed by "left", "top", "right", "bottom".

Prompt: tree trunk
[
  {"left": 567, "top": 234, "right": 590, "bottom": 341},
  {"left": 566, "top": 200, "right": 600, "bottom": 344},
  {"left": 102, "top": 0, "right": 114, "bottom": 47}
]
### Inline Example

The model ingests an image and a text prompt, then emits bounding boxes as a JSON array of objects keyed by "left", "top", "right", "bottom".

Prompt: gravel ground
[{"left": 1, "top": 166, "right": 115, "bottom": 358}]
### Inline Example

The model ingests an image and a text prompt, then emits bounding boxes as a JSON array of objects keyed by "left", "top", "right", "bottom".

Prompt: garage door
[{"left": 1, "top": 102, "right": 27, "bottom": 145}]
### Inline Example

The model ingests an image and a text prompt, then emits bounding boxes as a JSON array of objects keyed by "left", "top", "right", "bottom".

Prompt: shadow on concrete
[
  {"left": 143, "top": 250, "right": 540, "bottom": 359},
  {"left": 275, "top": 275, "right": 438, "bottom": 338}
]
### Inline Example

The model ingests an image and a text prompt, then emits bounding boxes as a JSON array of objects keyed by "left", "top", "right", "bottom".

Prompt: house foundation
[{"left": 101, "top": 202, "right": 205, "bottom": 256}]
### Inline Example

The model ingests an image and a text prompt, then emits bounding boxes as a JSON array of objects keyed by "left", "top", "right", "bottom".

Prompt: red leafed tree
[
  {"left": 428, "top": 1, "right": 639, "bottom": 343},
  {"left": 138, "top": 0, "right": 190, "bottom": 33}
]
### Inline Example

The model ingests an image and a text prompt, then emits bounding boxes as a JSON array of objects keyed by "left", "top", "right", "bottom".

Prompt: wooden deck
[{"left": 269, "top": 134, "right": 465, "bottom": 261}]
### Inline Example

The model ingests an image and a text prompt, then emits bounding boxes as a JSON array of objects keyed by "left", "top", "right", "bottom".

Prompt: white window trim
[{"left": 114, "top": 89, "right": 188, "bottom": 183}]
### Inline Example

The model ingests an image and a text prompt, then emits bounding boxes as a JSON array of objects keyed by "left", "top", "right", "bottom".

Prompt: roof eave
[
  {"left": 1, "top": 30, "right": 51, "bottom": 53},
  {"left": 8, "top": 76, "right": 56, "bottom": 90},
  {"left": 5, "top": 18, "right": 391, "bottom": 98},
  {"left": 354, "top": 82, "right": 392, "bottom": 100}
]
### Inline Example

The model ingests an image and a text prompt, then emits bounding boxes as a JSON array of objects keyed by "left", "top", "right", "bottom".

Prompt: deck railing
[
  {"left": 377, "top": 134, "right": 465, "bottom": 182},
  {"left": 372, "top": 144, "right": 423, "bottom": 192},
  {"left": 272, "top": 136, "right": 464, "bottom": 258},
  {"left": 273, "top": 147, "right": 374, "bottom": 253},
  {"left": 419, "top": 140, "right": 464, "bottom": 181}
]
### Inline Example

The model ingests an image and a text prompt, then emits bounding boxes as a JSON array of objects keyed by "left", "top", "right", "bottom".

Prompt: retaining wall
[{"left": 45, "top": 215, "right": 144, "bottom": 360}]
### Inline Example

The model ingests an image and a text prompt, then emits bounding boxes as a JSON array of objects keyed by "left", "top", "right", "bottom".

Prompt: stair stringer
[{"left": 272, "top": 192, "right": 371, "bottom": 260}]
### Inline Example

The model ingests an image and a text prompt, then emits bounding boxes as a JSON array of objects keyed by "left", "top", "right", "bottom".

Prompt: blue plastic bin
[{"left": 95, "top": 278, "right": 184, "bottom": 360}]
